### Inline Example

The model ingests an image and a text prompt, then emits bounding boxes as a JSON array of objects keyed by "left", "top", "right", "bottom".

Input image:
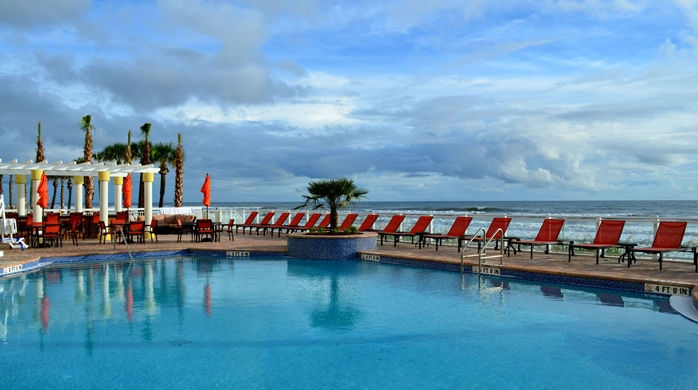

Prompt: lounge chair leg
[{"left": 568, "top": 242, "right": 574, "bottom": 262}]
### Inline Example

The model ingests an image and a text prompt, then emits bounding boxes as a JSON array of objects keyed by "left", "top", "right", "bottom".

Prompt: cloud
[{"left": 0, "top": 0, "right": 91, "bottom": 28}]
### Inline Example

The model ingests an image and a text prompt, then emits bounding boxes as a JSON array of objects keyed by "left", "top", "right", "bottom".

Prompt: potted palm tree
[
  {"left": 288, "top": 178, "right": 376, "bottom": 259},
  {"left": 297, "top": 178, "right": 368, "bottom": 233}
]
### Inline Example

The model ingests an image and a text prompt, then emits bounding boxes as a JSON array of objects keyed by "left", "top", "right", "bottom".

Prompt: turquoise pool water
[{"left": 1, "top": 255, "right": 696, "bottom": 389}]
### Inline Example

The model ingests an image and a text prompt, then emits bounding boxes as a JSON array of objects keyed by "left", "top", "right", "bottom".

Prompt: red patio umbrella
[
  {"left": 122, "top": 174, "right": 132, "bottom": 208},
  {"left": 201, "top": 173, "right": 211, "bottom": 217},
  {"left": 37, "top": 172, "right": 49, "bottom": 209}
]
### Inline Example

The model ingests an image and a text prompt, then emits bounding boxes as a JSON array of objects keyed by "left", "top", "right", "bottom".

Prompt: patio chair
[
  {"left": 42, "top": 223, "right": 62, "bottom": 248},
  {"left": 126, "top": 220, "right": 146, "bottom": 243},
  {"left": 239, "top": 212, "right": 274, "bottom": 235},
  {"left": 380, "top": 215, "right": 433, "bottom": 247},
  {"left": 419, "top": 216, "right": 473, "bottom": 251},
  {"left": 465, "top": 217, "right": 512, "bottom": 252},
  {"left": 234, "top": 211, "right": 259, "bottom": 234},
  {"left": 257, "top": 212, "right": 289, "bottom": 236},
  {"left": 226, "top": 218, "right": 235, "bottom": 241},
  {"left": 148, "top": 219, "right": 159, "bottom": 243},
  {"left": 339, "top": 213, "right": 359, "bottom": 230},
  {"left": 269, "top": 212, "right": 304, "bottom": 236},
  {"left": 98, "top": 221, "right": 114, "bottom": 244},
  {"left": 45, "top": 212, "right": 60, "bottom": 225},
  {"left": 285, "top": 213, "right": 322, "bottom": 235},
  {"left": 629, "top": 221, "right": 697, "bottom": 272},
  {"left": 357, "top": 214, "right": 379, "bottom": 231},
  {"left": 65, "top": 215, "right": 83, "bottom": 246},
  {"left": 510, "top": 219, "right": 565, "bottom": 259},
  {"left": 376, "top": 215, "right": 406, "bottom": 246},
  {"left": 568, "top": 219, "right": 625, "bottom": 264},
  {"left": 195, "top": 219, "right": 215, "bottom": 242}
]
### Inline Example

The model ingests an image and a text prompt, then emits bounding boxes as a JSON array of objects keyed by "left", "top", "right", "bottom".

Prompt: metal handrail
[
  {"left": 112, "top": 227, "right": 134, "bottom": 261},
  {"left": 461, "top": 228, "right": 505, "bottom": 274}
]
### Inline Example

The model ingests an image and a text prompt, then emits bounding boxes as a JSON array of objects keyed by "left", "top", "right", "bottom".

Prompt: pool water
[{"left": 1, "top": 255, "right": 696, "bottom": 389}]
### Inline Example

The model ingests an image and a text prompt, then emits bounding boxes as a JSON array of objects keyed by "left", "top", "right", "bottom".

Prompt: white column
[
  {"left": 31, "top": 170, "right": 42, "bottom": 223},
  {"left": 143, "top": 172, "right": 154, "bottom": 227},
  {"left": 113, "top": 176, "right": 123, "bottom": 213},
  {"left": 98, "top": 171, "right": 109, "bottom": 224},
  {"left": 15, "top": 175, "right": 26, "bottom": 216},
  {"left": 74, "top": 176, "right": 84, "bottom": 213}
]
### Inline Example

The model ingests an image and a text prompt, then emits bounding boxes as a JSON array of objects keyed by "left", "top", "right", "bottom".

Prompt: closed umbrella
[
  {"left": 201, "top": 173, "right": 211, "bottom": 218},
  {"left": 122, "top": 174, "right": 132, "bottom": 208},
  {"left": 37, "top": 172, "right": 49, "bottom": 209}
]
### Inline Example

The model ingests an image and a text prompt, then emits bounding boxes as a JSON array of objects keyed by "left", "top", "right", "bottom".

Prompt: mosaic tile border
[{"left": 365, "top": 254, "right": 681, "bottom": 296}]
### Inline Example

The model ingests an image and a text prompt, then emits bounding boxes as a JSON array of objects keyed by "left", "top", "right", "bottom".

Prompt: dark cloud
[{"left": 0, "top": 0, "right": 91, "bottom": 28}]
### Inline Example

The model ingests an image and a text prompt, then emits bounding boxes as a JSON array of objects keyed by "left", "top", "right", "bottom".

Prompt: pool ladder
[
  {"left": 460, "top": 228, "right": 505, "bottom": 274},
  {"left": 112, "top": 227, "right": 134, "bottom": 261}
]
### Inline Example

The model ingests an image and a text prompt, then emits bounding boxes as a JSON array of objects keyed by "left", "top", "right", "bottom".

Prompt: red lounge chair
[
  {"left": 239, "top": 212, "right": 274, "bottom": 235},
  {"left": 358, "top": 214, "right": 379, "bottom": 231},
  {"left": 269, "top": 212, "right": 305, "bottom": 236},
  {"left": 419, "top": 216, "right": 472, "bottom": 251},
  {"left": 257, "top": 212, "right": 289, "bottom": 236},
  {"left": 465, "top": 217, "right": 512, "bottom": 251},
  {"left": 380, "top": 215, "right": 433, "bottom": 247},
  {"left": 317, "top": 214, "right": 331, "bottom": 229},
  {"left": 509, "top": 219, "right": 565, "bottom": 259},
  {"left": 339, "top": 214, "right": 359, "bottom": 230},
  {"left": 630, "top": 221, "right": 697, "bottom": 272},
  {"left": 376, "top": 215, "right": 406, "bottom": 246},
  {"left": 285, "top": 213, "right": 322, "bottom": 235},
  {"left": 568, "top": 220, "right": 625, "bottom": 264},
  {"left": 235, "top": 211, "right": 259, "bottom": 234}
]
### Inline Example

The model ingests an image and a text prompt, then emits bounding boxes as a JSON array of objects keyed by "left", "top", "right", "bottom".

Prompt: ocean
[{"left": 179, "top": 200, "right": 698, "bottom": 251}]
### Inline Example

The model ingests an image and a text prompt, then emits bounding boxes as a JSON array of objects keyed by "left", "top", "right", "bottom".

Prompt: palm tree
[
  {"left": 297, "top": 178, "right": 368, "bottom": 231},
  {"left": 174, "top": 133, "right": 184, "bottom": 207},
  {"left": 138, "top": 123, "right": 152, "bottom": 208},
  {"left": 151, "top": 142, "right": 176, "bottom": 208},
  {"left": 95, "top": 143, "right": 127, "bottom": 163},
  {"left": 36, "top": 121, "right": 45, "bottom": 163},
  {"left": 80, "top": 115, "right": 95, "bottom": 209},
  {"left": 125, "top": 130, "right": 133, "bottom": 163}
]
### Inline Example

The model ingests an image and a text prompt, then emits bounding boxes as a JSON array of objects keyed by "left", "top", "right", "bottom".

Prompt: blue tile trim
[{"left": 369, "top": 254, "right": 665, "bottom": 296}]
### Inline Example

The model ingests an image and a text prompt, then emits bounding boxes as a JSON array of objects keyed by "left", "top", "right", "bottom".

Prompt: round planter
[{"left": 287, "top": 232, "right": 377, "bottom": 259}]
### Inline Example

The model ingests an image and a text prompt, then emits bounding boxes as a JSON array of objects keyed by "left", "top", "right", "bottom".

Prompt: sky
[{"left": 1, "top": 0, "right": 698, "bottom": 203}]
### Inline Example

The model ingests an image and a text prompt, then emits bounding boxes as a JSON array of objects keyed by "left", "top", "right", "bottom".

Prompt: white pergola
[{"left": 0, "top": 159, "right": 160, "bottom": 225}]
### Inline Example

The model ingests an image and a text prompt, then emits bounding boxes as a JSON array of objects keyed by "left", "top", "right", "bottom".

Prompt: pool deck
[{"left": 2, "top": 232, "right": 697, "bottom": 302}]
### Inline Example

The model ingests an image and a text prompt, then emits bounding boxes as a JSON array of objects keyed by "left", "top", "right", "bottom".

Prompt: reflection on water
[{"left": 0, "top": 256, "right": 679, "bottom": 351}]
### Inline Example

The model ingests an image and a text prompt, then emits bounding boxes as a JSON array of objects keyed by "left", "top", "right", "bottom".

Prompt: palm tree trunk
[
  {"left": 50, "top": 178, "right": 58, "bottom": 209},
  {"left": 67, "top": 178, "right": 73, "bottom": 210},
  {"left": 138, "top": 174, "right": 144, "bottom": 209},
  {"left": 330, "top": 210, "right": 338, "bottom": 230},
  {"left": 8, "top": 175, "right": 13, "bottom": 208},
  {"left": 60, "top": 177, "right": 65, "bottom": 209},
  {"left": 159, "top": 173, "right": 167, "bottom": 208}
]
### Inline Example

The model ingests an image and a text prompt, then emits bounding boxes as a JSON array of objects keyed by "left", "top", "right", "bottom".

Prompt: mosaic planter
[{"left": 287, "top": 232, "right": 377, "bottom": 259}]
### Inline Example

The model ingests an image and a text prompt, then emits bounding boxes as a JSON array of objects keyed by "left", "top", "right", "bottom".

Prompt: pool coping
[{"left": 1, "top": 246, "right": 696, "bottom": 304}]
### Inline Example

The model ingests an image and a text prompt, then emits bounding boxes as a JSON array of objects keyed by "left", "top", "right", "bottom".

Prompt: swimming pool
[{"left": 1, "top": 255, "right": 696, "bottom": 389}]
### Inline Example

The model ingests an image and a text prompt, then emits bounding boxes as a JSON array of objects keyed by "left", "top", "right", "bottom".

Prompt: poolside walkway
[{"left": 2, "top": 233, "right": 697, "bottom": 297}]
